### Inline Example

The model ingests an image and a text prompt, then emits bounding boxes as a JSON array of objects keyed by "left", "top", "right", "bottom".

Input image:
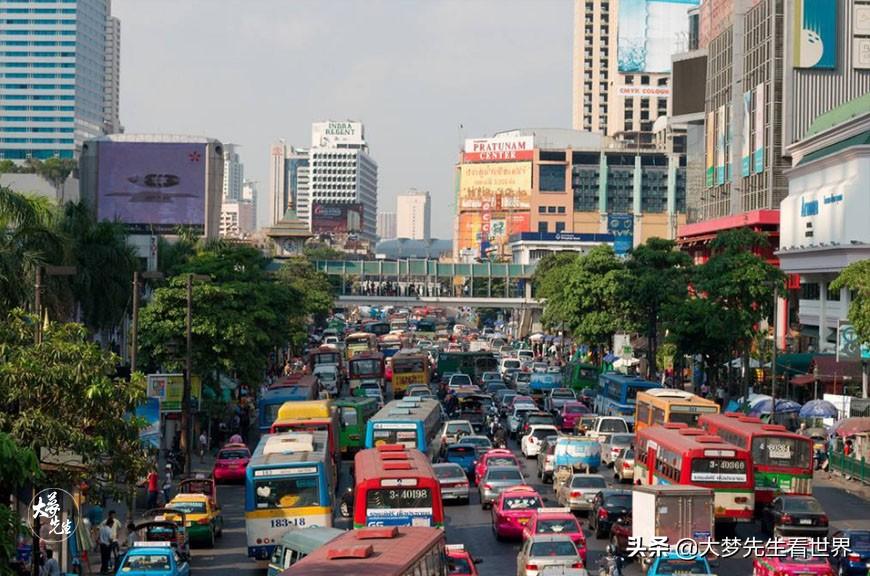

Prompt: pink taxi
[
  {"left": 491, "top": 485, "right": 543, "bottom": 541},
  {"left": 752, "top": 548, "right": 834, "bottom": 576},
  {"left": 473, "top": 449, "right": 520, "bottom": 486},
  {"left": 521, "top": 507, "right": 588, "bottom": 566}
]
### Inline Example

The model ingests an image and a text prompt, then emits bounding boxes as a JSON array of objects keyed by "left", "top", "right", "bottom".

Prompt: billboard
[
  {"left": 456, "top": 211, "right": 530, "bottom": 256},
  {"left": 716, "top": 105, "right": 726, "bottom": 185},
  {"left": 618, "top": 0, "right": 700, "bottom": 73},
  {"left": 311, "top": 202, "right": 363, "bottom": 234},
  {"left": 742, "top": 91, "right": 752, "bottom": 177},
  {"left": 754, "top": 83, "right": 765, "bottom": 173},
  {"left": 459, "top": 162, "right": 532, "bottom": 210},
  {"left": 463, "top": 135, "right": 534, "bottom": 162},
  {"left": 146, "top": 373, "right": 201, "bottom": 413},
  {"left": 97, "top": 142, "right": 207, "bottom": 233},
  {"left": 311, "top": 121, "right": 365, "bottom": 147},
  {"left": 793, "top": 0, "right": 837, "bottom": 69},
  {"left": 607, "top": 213, "right": 634, "bottom": 256},
  {"left": 705, "top": 110, "right": 715, "bottom": 187}
]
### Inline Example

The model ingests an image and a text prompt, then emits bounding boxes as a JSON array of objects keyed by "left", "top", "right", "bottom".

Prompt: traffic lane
[
  {"left": 188, "top": 483, "right": 261, "bottom": 576},
  {"left": 812, "top": 474, "right": 870, "bottom": 531}
]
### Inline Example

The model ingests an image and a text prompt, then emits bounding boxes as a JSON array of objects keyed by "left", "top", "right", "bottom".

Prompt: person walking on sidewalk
[
  {"left": 40, "top": 549, "right": 60, "bottom": 576},
  {"left": 199, "top": 431, "right": 208, "bottom": 463},
  {"left": 162, "top": 465, "right": 173, "bottom": 504},
  {"left": 146, "top": 467, "right": 159, "bottom": 510},
  {"left": 98, "top": 517, "right": 114, "bottom": 574}
]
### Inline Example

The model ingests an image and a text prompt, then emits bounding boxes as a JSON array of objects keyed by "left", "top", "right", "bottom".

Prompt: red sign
[{"left": 463, "top": 149, "right": 534, "bottom": 162}]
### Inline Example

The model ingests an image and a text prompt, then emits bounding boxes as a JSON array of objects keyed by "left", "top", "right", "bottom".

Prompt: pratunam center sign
[{"left": 463, "top": 135, "right": 534, "bottom": 162}]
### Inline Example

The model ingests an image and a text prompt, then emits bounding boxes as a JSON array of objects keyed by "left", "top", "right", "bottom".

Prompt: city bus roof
[
  {"left": 636, "top": 424, "right": 749, "bottom": 454},
  {"left": 599, "top": 372, "right": 661, "bottom": 387},
  {"left": 276, "top": 399, "right": 333, "bottom": 422},
  {"left": 698, "top": 412, "right": 811, "bottom": 441},
  {"left": 638, "top": 388, "right": 720, "bottom": 407},
  {"left": 250, "top": 431, "right": 328, "bottom": 467},
  {"left": 370, "top": 399, "right": 439, "bottom": 423},
  {"left": 349, "top": 351, "right": 384, "bottom": 362},
  {"left": 354, "top": 446, "right": 436, "bottom": 483}
]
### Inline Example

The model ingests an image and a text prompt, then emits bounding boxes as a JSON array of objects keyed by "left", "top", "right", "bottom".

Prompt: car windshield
[
  {"left": 610, "top": 434, "right": 633, "bottom": 447},
  {"left": 552, "top": 390, "right": 574, "bottom": 398},
  {"left": 783, "top": 498, "right": 824, "bottom": 513},
  {"left": 604, "top": 494, "right": 632, "bottom": 507},
  {"left": 447, "top": 556, "right": 472, "bottom": 574},
  {"left": 167, "top": 501, "right": 206, "bottom": 514},
  {"left": 599, "top": 419, "right": 628, "bottom": 433},
  {"left": 621, "top": 449, "right": 635, "bottom": 459},
  {"left": 847, "top": 531, "right": 870, "bottom": 546},
  {"left": 653, "top": 558, "right": 710, "bottom": 574},
  {"left": 446, "top": 422, "right": 473, "bottom": 434},
  {"left": 487, "top": 468, "right": 522, "bottom": 481},
  {"left": 528, "top": 415, "right": 554, "bottom": 425},
  {"left": 532, "top": 429, "right": 556, "bottom": 440},
  {"left": 488, "top": 456, "right": 518, "bottom": 467},
  {"left": 571, "top": 476, "right": 606, "bottom": 488},
  {"left": 462, "top": 437, "right": 491, "bottom": 448},
  {"left": 123, "top": 555, "right": 172, "bottom": 571},
  {"left": 503, "top": 496, "right": 542, "bottom": 510},
  {"left": 565, "top": 404, "right": 588, "bottom": 414},
  {"left": 537, "top": 518, "right": 579, "bottom": 534},
  {"left": 434, "top": 466, "right": 465, "bottom": 480},
  {"left": 530, "top": 541, "right": 576, "bottom": 557},
  {"left": 218, "top": 450, "right": 248, "bottom": 460},
  {"left": 451, "top": 375, "right": 472, "bottom": 385}
]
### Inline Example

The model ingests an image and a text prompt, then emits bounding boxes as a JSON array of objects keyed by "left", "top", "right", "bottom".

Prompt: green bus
[
  {"left": 334, "top": 397, "right": 379, "bottom": 453},
  {"left": 435, "top": 351, "right": 498, "bottom": 385},
  {"left": 563, "top": 360, "right": 600, "bottom": 392}
]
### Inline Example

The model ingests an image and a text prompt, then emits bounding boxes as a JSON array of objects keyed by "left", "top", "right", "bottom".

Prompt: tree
[
  {"left": 830, "top": 260, "right": 870, "bottom": 345},
  {"left": 277, "top": 257, "right": 334, "bottom": 350},
  {"left": 303, "top": 241, "right": 344, "bottom": 261},
  {"left": 0, "top": 433, "right": 40, "bottom": 576},
  {"left": 623, "top": 238, "right": 692, "bottom": 378}
]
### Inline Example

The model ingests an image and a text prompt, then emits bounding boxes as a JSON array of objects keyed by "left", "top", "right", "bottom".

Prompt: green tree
[
  {"left": 277, "top": 257, "right": 334, "bottom": 350},
  {"left": 830, "top": 259, "right": 870, "bottom": 345},
  {"left": 0, "top": 433, "right": 40, "bottom": 576},
  {"left": 303, "top": 241, "right": 344, "bottom": 261}
]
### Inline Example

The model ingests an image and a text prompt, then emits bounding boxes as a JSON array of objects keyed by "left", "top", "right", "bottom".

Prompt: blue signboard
[
  {"left": 794, "top": 0, "right": 837, "bottom": 69},
  {"left": 607, "top": 213, "right": 634, "bottom": 256}
]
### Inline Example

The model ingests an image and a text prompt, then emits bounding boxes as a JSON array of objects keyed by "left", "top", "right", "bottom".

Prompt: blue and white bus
[
  {"left": 245, "top": 431, "right": 335, "bottom": 561},
  {"left": 529, "top": 372, "right": 563, "bottom": 402},
  {"left": 593, "top": 373, "right": 660, "bottom": 418},
  {"left": 257, "top": 385, "right": 316, "bottom": 432},
  {"left": 364, "top": 398, "right": 442, "bottom": 458}
]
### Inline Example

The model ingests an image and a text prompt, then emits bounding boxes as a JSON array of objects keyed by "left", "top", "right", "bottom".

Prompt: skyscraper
[
  {"left": 396, "top": 189, "right": 431, "bottom": 240},
  {"left": 0, "top": 0, "right": 114, "bottom": 160},
  {"left": 103, "top": 14, "right": 122, "bottom": 134},
  {"left": 222, "top": 143, "right": 244, "bottom": 200},
  {"left": 377, "top": 211, "right": 396, "bottom": 240},
  {"left": 268, "top": 142, "right": 308, "bottom": 226}
]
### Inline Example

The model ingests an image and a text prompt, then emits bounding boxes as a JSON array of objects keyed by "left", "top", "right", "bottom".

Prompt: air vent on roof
[
  {"left": 389, "top": 409, "right": 411, "bottom": 415},
  {"left": 376, "top": 444, "right": 405, "bottom": 453},
  {"left": 762, "top": 424, "right": 787, "bottom": 432},
  {"left": 738, "top": 416, "right": 763, "bottom": 424},
  {"left": 696, "top": 435, "right": 722, "bottom": 443},
  {"left": 356, "top": 527, "right": 398, "bottom": 540},
  {"left": 679, "top": 429, "right": 705, "bottom": 436},
  {"left": 383, "top": 462, "right": 412, "bottom": 471},
  {"left": 380, "top": 452, "right": 409, "bottom": 460},
  {"left": 263, "top": 433, "right": 315, "bottom": 455},
  {"left": 327, "top": 544, "right": 373, "bottom": 560},
  {"left": 724, "top": 412, "right": 742, "bottom": 418},
  {"left": 664, "top": 423, "right": 688, "bottom": 429}
]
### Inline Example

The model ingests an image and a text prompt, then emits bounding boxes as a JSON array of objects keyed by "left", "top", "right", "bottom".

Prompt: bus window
[
  {"left": 340, "top": 407, "right": 358, "bottom": 428},
  {"left": 752, "top": 436, "right": 812, "bottom": 469},
  {"left": 372, "top": 428, "right": 418, "bottom": 448},
  {"left": 366, "top": 487, "right": 432, "bottom": 511},
  {"left": 350, "top": 359, "right": 381, "bottom": 377},
  {"left": 255, "top": 477, "right": 320, "bottom": 509}
]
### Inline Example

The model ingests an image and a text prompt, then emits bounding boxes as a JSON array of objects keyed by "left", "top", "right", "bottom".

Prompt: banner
[
  {"left": 742, "top": 91, "right": 752, "bottom": 177},
  {"left": 607, "top": 213, "right": 634, "bottom": 256},
  {"left": 459, "top": 162, "right": 532, "bottom": 210},
  {"left": 754, "top": 83, "right": 765, "bottom": 173},
  {"left": 456, "top": 211, "right": 530, "bottom": 257},
  {"left": 147, "top": 373, "right": 202, "bottom": 413},
  {"left": 135, "top": 398, "right": 161, "bottom": 448},
  {"left": 463, "top": 135, "right": 534, "bottom": 162},
  {"left": 716, "top": 105, "right": 726, "bottom": 185},
  {"left": 705, "top": 110, "right": 715, "bottom": 187},
  {"left": 793, "top": 0, "right": 838, "bottom": 69}
]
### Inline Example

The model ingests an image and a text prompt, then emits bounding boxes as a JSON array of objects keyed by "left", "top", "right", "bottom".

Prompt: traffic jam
[{"left": 115, "top": 307, "right": 870, "bottom": 576}]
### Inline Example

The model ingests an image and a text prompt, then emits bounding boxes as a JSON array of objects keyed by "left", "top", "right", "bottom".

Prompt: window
[
  {"left": 557, "top": 206, "right": 566, "bottom": 214},
  {"left": 825, "top": 282, "right": 840, "bottom": 301},
  {"left": 555, "top": 222, "right": 565, "bottom": 233},
  {"left": 538, "top": 222, "right": 548, "bottom": 233},
  {"left": 641, "top": 75, "right": 650, "bottom": 85},
  {"left": 800, "top": 283, "right": 820, "bottom": 300},
  {"left": 539, "top": 164, "right": 566, "bottom": 192},
  {"left": 547, "top": 206, "right": 556, "bottom": 213},
  {"left": 538, "top": 206, "right": 546, "bottom": 214}
]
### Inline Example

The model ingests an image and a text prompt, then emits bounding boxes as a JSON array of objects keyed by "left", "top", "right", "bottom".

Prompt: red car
[
  {"left": 445, "top": 544, "right": 481, "bottom": 575},
  {"left": 491, "top": 485, "right": 543, "bottom": 541},
  {"left": 212, "top": 443, "right": 250, "bottom": 483},
  {"left": 752, "top": 546, "right": 834, "bottom": 576},
  {"left": 557, "top": 401, "right": 590, "bottom": 432},
  {"left": 522, "top": 507, "right": 588, "bottom": 566},
  {"left": 473, "top": 449, "right": 520, "bottom": 486}
]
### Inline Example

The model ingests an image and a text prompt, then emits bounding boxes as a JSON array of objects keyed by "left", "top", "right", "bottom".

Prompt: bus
[
  {"left": 334, "top": 397, "right": 379, "bottom": 454},
  {"left": 390, "top": 350, "right": 430, "bottom": 398},
  {"left": 307, "top": 346, "right": 342, "bottom": 373},
  {"left": 347, "top": 352, "right": 384, "bottom": 394},
  {"left": 529, "top": 372, "right": 564, "bottom": 403},
  {"left": 353, "top": 446, "right": 445, "bottom": 528},
  {"left": 279, "top": 526, "right": 447, "bottom": 576},
  {"left": 563, "top": 360, "right": 600, "bottom": 392},
  {"left": 345, "top": 332, "right": 378, "bottom": 361},
  {"left": 594, "top": 373, "right": 661, "bottom": 418},
  {"left": 415, "top": 319, "right": 437, "bottom": 340},
  {"left": 364, "top": 398, "right": 442, "bottom": 458},
  {"left": 378, "top": 333, "right": 407, "bottom": 359},
  {"left": 435, "top": 351, "right": 498, "bottom": 385},
  {"left": 363, "top": 321, "right": 391, "bottom": 337},
  {"left": 634, "top": 389, "right": 720, "bottom": 433},
  {"left": 698, "top": 412, "right": 814, "bottom": 510},
  {"left": 244, "top": 432, "right": 335, "bottom": 560},
  {"left": 270, "top": 400, "right": 339, "bottom": 466},
  {"left": 258, "top": 382, "right": 318, "bottom": 432},
  {"left": 634, "top": 423, "right": 755, "bottom": 528}
]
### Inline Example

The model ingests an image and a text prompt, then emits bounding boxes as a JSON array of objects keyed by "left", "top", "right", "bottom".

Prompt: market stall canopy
[
  {"left": 799, "top": 399, "right": 839, "bottom": 419},
  {"left": 831, "top": 417, "right": 870, "bottom": 438},
  {"left": 749, "top": 398, "right": 802, "bottom": 416}
]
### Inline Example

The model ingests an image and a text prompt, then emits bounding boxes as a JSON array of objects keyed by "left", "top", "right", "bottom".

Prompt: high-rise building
[
  {"left": 0, "top": 0, "right": 114, "bottom": 161},
  {"left": 306, "top": 121, "right": 378, "bottom": 241},
  {"left": 222, "top": 143, "right": 244, "bottom": 200},
  {"left": 220, "top": 199, "right": 255, "bottom": 239},
  {"left": 396, "top": 190, "right": 431, "bottom": 240},
  {"left": 268, "top": 142, "right": 308, "bottom": 226},
  {"left": 103, "top": 14, "right": 122, "bottom": 134},
  {"left": 377, "top": 211, "right": 396, "bottom": 240}
]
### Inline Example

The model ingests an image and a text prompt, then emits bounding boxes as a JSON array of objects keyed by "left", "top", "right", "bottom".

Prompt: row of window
[
  {"left": 2, "top": 83, "right": 74, "bottom": 89},
  {"left": 0, "top": 51, "right": 75, "bottom": 57},
  {"left": 3, "top": 96, "right": 75, "bottom": 102},
  {"left": 0, "top": 40, "right": 76, "bottom": 46},
  {"left": 3, "top": 62, "right": 75, "bottom": 67},
  {"left": 0, "top": 19, "right": 76, "bottom": 25},
  {"left": 1, "top": 73, "right": 75, "bottom": 78},
  {"left": 0, "top": 149, "right": 74, "bottom": 160},
  {"left": 800, "top": 282, "right": 842, "bottom": 301},
  {"left": 1, "top": 29, "right": 75, "bottom": 35},
  {"left": 1, "top": 116, "right": 74, "bottom": 121},
  {"left": 0, "top": 137, "right": 73, "bottom": 143},
  {"left": 537, "top": 205, "right": 567, "bottom": 214},
  {"left": 1, "top": 104, "right": 74, "bottom": 110},
  {"left": 537, "top": 221, "right": 567, "bottom": 234},
  {"left": 0, "top": 8, "right": 76, "bottom": 13},
  {"left": 1, "top": 126, "right": 73, "bottom": 132},
  {"left": 4, "top": 0, "right": 77, "bottom": 3}
]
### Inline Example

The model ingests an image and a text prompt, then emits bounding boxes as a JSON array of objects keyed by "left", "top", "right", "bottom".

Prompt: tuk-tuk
[
  {"left": 553, "top": 437, "right": 602, "bottom": 489},
  {"left": 135, "top": 508, "right": 190, "bottom": 560},
  {"left": 178, "top": 474, "right": 218, "bottom": 509}
]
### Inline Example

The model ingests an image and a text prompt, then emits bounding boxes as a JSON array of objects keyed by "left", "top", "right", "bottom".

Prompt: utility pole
[
  {"left": 770, "top": 283, "right": 778, "bottom": 424},
  {"left": 131, "top": 270, "right": 164, "bottom": 373},
  {"left": 181, "top": 273, "right": 208, "bottom": 476}
]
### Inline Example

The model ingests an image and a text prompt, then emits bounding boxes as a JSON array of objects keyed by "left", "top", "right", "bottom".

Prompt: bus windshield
[
  {"left": 751, "top": 436, "right": 812, "bottom": 469},
  {"left": 254, "top": 476, "right": 320, "bottom": 509},
  {"left": 350, "top": 359, "right": 381, "bottom": 377},
  {"left": 394, "top": 358, "right": 426, "bottom": 373},
  {"left": 689, "top": 458, "right": 748, "bottom": 483}
]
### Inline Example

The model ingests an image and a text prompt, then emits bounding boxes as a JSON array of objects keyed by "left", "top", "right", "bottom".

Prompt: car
[
  {"left": 313, "top": 364, "right": 340, "bottom": 396},
  {"left": 491, "top": 485, "right": 544, "bottom": 540},
  {"left": 212, "top": 443, "right": 251, "bottom": 483},
  {"left": 555, "top": 473, "right": 607, "bottom": 513},
  {"left": 509, "top": 405, "right": 539, "bottom": 438},
  {"left": 448, "top": 373, "right": 473, "bottom": 389},
  {"left": 761, "top": 495, "right": 829, "bottom": 538},
  {"left": 457, "top": 434, "right": 493, "bottom": 458},
  {"left": 522, "top": 425, "right": 561, "bottom": 458},
  {"left": 435, "top": 420, "right": 475, "bottom": 454},
  {"left": 613, "top": 448, "right": 635, "bottom": 483},
  {"left": 517, "top": 349, "right": 534, "bottom": 362},
  {"left": 514, "top": 372, "right": 533, "bottom": 395},
  {"left": 752, "top": 541, "right": 834, "bottom": 575},
  {"left": 829, "top": 529, "right": 870, "bottom": 575},
  {"left": 520, "top": 411, "right": 558, "bottom": 439},
  {"left": 358, "top": 381, "right": 385, "bottom": 408},
  {"left": 485, "top": 381, "right": 508, "bottom": 396},
  {"left": 434, "top": 462, "right": 470, "bottom": 504},
  {"left": 516, "top": 534, "right": 585, "bottom": 576},
  {"left": 537, "top": 435, "right": 560, "bottom": 483},
  {"left": 481, "top": 371, "right": 502, "bottom": 386},
  {"left": 648, "top": 553, "right": 714, "bottom": 575},
  {"left": 588, "top": 489, "right": 632, "bottom": 539},
  {"left": 116, "top": 542, "right": 190, "bottom": 576},
  {"left": 474, "top": 448, "right": 521, "bottom": 486},
  {"left": 586, "top": 416, "right": 629, "bottom": 441},
  {"left": 532, "top": 362, "right": 548, "bottom": 373},
  {"left": 497, "top": 391, "right": 518, "bottom": 415},
  {"left": 500, "top": 357, "right": 522, "bottom": 377},
  {"left": 406, "top": 384, "right": 431, "bottom": 397},
  {"left": 544, "top": 388, "right": 576, "bottom": 413},
  {"left": 556, "top": 402, "right": 590, "bottom": 433},
  {"left": 165, "top": 493, "right": 223, "bottom": 547},
  {"left": 479, "top": 465, "right": 526, "bottom": 509},
  {"left": 522, "top": 508, "right": 587, "bottom": 566},
  {"left": 445, "top": 544, "right": 482, "bottom": 575},
  {"left": 443, "top": 443, "right": 479, "bottom": 476},
  {"left": 601, "top": 433, "right": 634, "bottom": 467}
]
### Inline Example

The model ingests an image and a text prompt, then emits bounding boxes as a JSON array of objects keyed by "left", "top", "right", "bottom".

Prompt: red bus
[
  {"left": 635, "top": 423, "right": 754, "bottom": 527},
  {"left": 698, "top": 412, "right": 813, "bottom": 509},
  {"left": 352, "top": 445, "right": 444, "bottom": 529},
  {"left": 278, "top": 526, "right": 446, "bottom": 576}
]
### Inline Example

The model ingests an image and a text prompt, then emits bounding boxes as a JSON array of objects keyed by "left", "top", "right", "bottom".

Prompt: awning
[
  {"left": 832, "top": 417, "right": 870, "bottom": 438},
  {"left": 790, "top": 374, "right": 816, "bottom": 386},
  {"left": 811, "top": 355, "right": 863, "bottom": 384},
  {"left": 776, "top": 353, "right": 814, "bottom": 376}
]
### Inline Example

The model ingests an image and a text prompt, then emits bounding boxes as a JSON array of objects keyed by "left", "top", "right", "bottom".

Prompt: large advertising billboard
[
  {"left": 618, "top": 0, "right": 700, "bottom": 73},
  {"left": 311, "top": 202, "right": 363, "bottom": 234},
  {"left": 463, "top": 135, "right": 534, "bottom": 162},
  {"left": 793, "top": 0, "right": 837, "bottom": 69},
  {"left": 754, "top": 83, "right": 765, "bottom": 174},
  {"left": 456, "top": 211, "right": 531, "bottom": 256},
  {"left": 97, "top": 142, "right": 207, "bottom": 233},
  {"left": 459, "top": 162, "right": 532, "bottom": 210},
  {"left": 311, "top": 121, "right": 365, "bottom": 148}
]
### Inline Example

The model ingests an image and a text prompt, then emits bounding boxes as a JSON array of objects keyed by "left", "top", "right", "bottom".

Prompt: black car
[
  {"left": 519, "top": 411, "right": 557, "bottom": 437},
  {"left": 830, "top": 529, "right": 870, "bottom": 576},
  {"left": 589, "top": 489, "right": 632, "bottom": 539},
  {"left": 761, "top": 495, "right": 829, "bottom": 538}
]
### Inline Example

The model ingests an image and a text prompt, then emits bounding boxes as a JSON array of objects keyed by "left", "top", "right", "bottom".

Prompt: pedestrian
[
  {"left": 162, "top": 464, "right": 173, "bottom": 504},
  {"left": 199, "top": 430, "right": 208, "bottom": 463},
  {"left": 145, "top": 467, "right": 159, "bottom": 510},
  {"left": 40, "top": 549, "right": 60, "bottom": 576},
  {"left": 98, "top": 517, "right": 113, "bottom": 574},
  {"left": 125, "top": 521, "right": 138, "bottom": 550}
]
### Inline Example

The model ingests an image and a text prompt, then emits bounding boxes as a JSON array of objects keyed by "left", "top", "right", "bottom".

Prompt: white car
[
  {"left": 499, "top": 357, "right": 521, "bottom": 378},
  {"left": 601, "top": 433, "right": 634, "bottom": 467},
  {"left": 521, "top": 425, "right": 561, "bottom": 458},
  {"left": 435, "top": 420, "right": 474, "bottom": 455}
]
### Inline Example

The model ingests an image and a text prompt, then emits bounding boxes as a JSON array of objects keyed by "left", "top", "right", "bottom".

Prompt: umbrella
[
  {"left": 831, "top": 417, "right": 870, "bottom": 438},
  {"left": 798, "top": 400, "right": 839, "bottom": 419},
  {"left": 748, "top": 398, "right": 802, "bottom": 415},
  {"left": 603, "top": 353, "right": 619, "bottom": 363}
]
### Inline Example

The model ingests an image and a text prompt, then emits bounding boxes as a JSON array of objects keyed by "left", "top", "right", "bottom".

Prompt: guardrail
[{"left": 828, "top": 449, "right": 870, "bottom": 485}]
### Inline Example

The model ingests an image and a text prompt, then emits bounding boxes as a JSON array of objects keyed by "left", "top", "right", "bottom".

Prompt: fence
[{"left": 828, "top": 449, "right": 870, "bottom": 485}]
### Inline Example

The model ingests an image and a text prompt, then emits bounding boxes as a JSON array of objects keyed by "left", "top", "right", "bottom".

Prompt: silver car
[
  {"left": 509, "top": 405, "right": 537, "bottom": 437},
  {"left": 433, "top": 463, "right": 470, "bottom": 504},
  {"left": 602, "top": 433, "right": 634, "bottom": 467},
  {"left": 479, "top": 466, "right": 525, "bottom": 509},
  {"left": 556, "top": 473, "right": 607, "bottom": 512},
  {"left": 517, "top": 534, "right": 585, "bottom": 576}
]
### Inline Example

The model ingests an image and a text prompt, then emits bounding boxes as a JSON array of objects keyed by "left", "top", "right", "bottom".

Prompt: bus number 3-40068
[{"left": 270, "top": 518, "right": 307, "bottom": 528}]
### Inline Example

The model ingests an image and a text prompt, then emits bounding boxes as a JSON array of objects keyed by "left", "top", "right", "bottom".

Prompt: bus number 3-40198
[{"left": 270, "top": 518, "right": 307, "bottom": 528}]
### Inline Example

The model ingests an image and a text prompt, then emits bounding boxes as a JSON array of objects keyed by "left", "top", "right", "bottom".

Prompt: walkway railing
[{"left": 828, "top": 449, "right": 870, "bottom": 485}]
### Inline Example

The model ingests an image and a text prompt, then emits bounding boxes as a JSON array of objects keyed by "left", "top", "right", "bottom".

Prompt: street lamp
[
  {"left": 131, "top": 270, "right": 164, "bottom": 373},
  {"left": 182, "top": 273, "right": 209, "bottom": 476}
]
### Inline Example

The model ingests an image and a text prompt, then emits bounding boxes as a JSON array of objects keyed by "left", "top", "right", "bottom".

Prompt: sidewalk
[{"left": 818, "top": 468, "right": 870, "bottom": 501}]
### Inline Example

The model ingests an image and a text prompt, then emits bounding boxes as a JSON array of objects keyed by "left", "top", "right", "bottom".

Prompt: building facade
[
  {"left": 396, "top": 189, "right": 431, "bottom": 240},
  {"left": 268, "top": 142, "right": 308, "bottom": 226},
  {"left": 376, "top": 211, "right": 396, "bottom": 240},
  {"left": 221, "top": 143, "right": 243, "bottom": 200},
  {"left": 0, "top": 0, "right": 114, "bottom": 160},
  {"left": 220, "top": 199, "right": 255, "bottom": 239},
  {"left": 102, "top": 14, "right": 121, "bottom": 134}
]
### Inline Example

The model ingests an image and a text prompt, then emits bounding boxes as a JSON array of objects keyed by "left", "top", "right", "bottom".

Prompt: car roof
[
  {"left": 599, "top": 489, "right": 632, "bottom": 497},
  {"left": 170, "top": 493, "right": 208, "bottom": 502},
  {"left": 126, "top": 547, "right": 174, "bottom": 556},
  {"left": 570, "top": 473, "right": 606, "bottom": 480},
  {"left": 486, "top": 465, "right": 522, "bottom": 472},
  {"left": 433, "top": 462, "right": 464, "bottom": 471}
]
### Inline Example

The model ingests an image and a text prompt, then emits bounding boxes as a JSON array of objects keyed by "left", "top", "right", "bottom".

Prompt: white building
[
  {"left": 377, "top": 211, "right": 396, "bottom": 239},
  {"left": 222, "top": 143, "right": 244, "bottom": 200},
  {"left": 268, "top": 142, "right": 308, "bottom": 227},
  {"left": 220, "top": 200, "right": 256, "bottom": 239},
  {"left": 396, "top": 189, "right": 430, "bottom": 240},
  {"left": 103, "top": 14, "right": 122, "bottom": 134},
  {"left": 510, "top": 231, "right": 613, "bottom": 265}
]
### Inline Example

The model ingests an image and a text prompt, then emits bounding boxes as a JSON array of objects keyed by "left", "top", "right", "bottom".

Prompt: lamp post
[
  {"left": 131, "top": 270, "right": 164, "bottom": 373},
  {"left": 770, "top": 283, "right": 779, "bottom": 425},
  {"left": 182, "top": 273, "right": 209, "bottom": 476}
]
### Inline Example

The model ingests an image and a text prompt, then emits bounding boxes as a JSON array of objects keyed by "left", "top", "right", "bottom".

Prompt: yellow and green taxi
[{"left": 165, "top": 493, "right": 223, "bottom": 548}]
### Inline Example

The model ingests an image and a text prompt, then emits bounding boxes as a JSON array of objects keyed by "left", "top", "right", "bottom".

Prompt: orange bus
[
  {"left": 635, "top": 423, "right": 755, "bottom": 528},
  {"left": 698, "top": 412, "right": 813, "bottom": 510},
  {"left": 352, "top": 445, "right": 444, "bottom": 529},
  {"left": 279, "top": 526, "right": 446, "bottom": 576}
]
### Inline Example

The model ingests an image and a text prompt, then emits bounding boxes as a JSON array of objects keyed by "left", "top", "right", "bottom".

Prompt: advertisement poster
[
  {"left": 705, "top": 110, "right": 715, "bottom": 187},
  {"left": 618, "top": 0, "right": 700, "bottom": 73},
  {"left": 716, "top": 105, "right": 726, "bottom": 186},
  {"left": 97, "top": 142, "right": 207, "bottom": 232},
  {"left": 311, "top": 202, "right": 363, "bottom": 233},
  {"left": 754, "top": 83, "right": 765, "bottom": 173},
  {"left": 742, "top": 91, "right": 752, "bottom": 177},
  {"left": 457, "top": 212, "right": 530, "bottom": 257},
  {"left": 459, "top": 162, "right": 532, "bottom": 210},
  {"left": 134, "top": 398, "right": 161, "bottom": 448},
  {"left": 607, "top": 213, "right": 634, "bottom": 256},
  {"left": 147, "top": 373, "right": 202, "bottom": 413},
  {"left": 793, "top": 0, "right": 838, "bottom": 69}
]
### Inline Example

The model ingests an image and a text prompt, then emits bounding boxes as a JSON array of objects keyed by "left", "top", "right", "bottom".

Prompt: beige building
[{"left": 396, "top": 189, "right": 431, "bottom": 240}]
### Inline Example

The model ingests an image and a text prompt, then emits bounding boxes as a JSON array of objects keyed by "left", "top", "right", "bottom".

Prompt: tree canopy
[{"left": 831, "top": 259, "right": 870, "bottom": 346}]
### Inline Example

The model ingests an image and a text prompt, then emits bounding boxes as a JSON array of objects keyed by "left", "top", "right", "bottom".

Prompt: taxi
[
  {"left": 473, "top": 448, "right": 520, "bottom": 486},
  {"left": 491, "top": 485, "right": 544, "bottom": 541},
  {"left": 165, "top": 493, "right": 223, "bottom": 548},
  {"left": 752, "top": 551, "right": 834, "bottom": 576},
  {"left": 212, "top": 443, "right": 250, "bottom": 483},
  {"left": 115, "top": 542, "right": 190, "bottom": 576},
  {"left": 522, "top": 507, "right": 587, "bottom": 566},
  {"left": 445, "top": 544, "right": 482, "bottom": 576},
  {"left": 647, "top": 553, "right": 713, "bottom": 576}
]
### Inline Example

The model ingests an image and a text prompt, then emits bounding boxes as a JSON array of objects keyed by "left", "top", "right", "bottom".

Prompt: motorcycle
[
  {"left": 597, "top": 544, "right": 624, "bottom": 576},
  {"left": 814, "top": 448, "right": 829, "bottom": 471},
  {"left": 339, "top": 487, "right": 354, "bottom": 518}
]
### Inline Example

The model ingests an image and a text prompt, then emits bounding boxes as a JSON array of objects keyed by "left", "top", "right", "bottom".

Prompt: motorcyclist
[
  {"left": 598, "top": 544, "right": 624, "bottom": 576},
  {"left": 493, "top": 422, "right": 507, "bottom": 448}
]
